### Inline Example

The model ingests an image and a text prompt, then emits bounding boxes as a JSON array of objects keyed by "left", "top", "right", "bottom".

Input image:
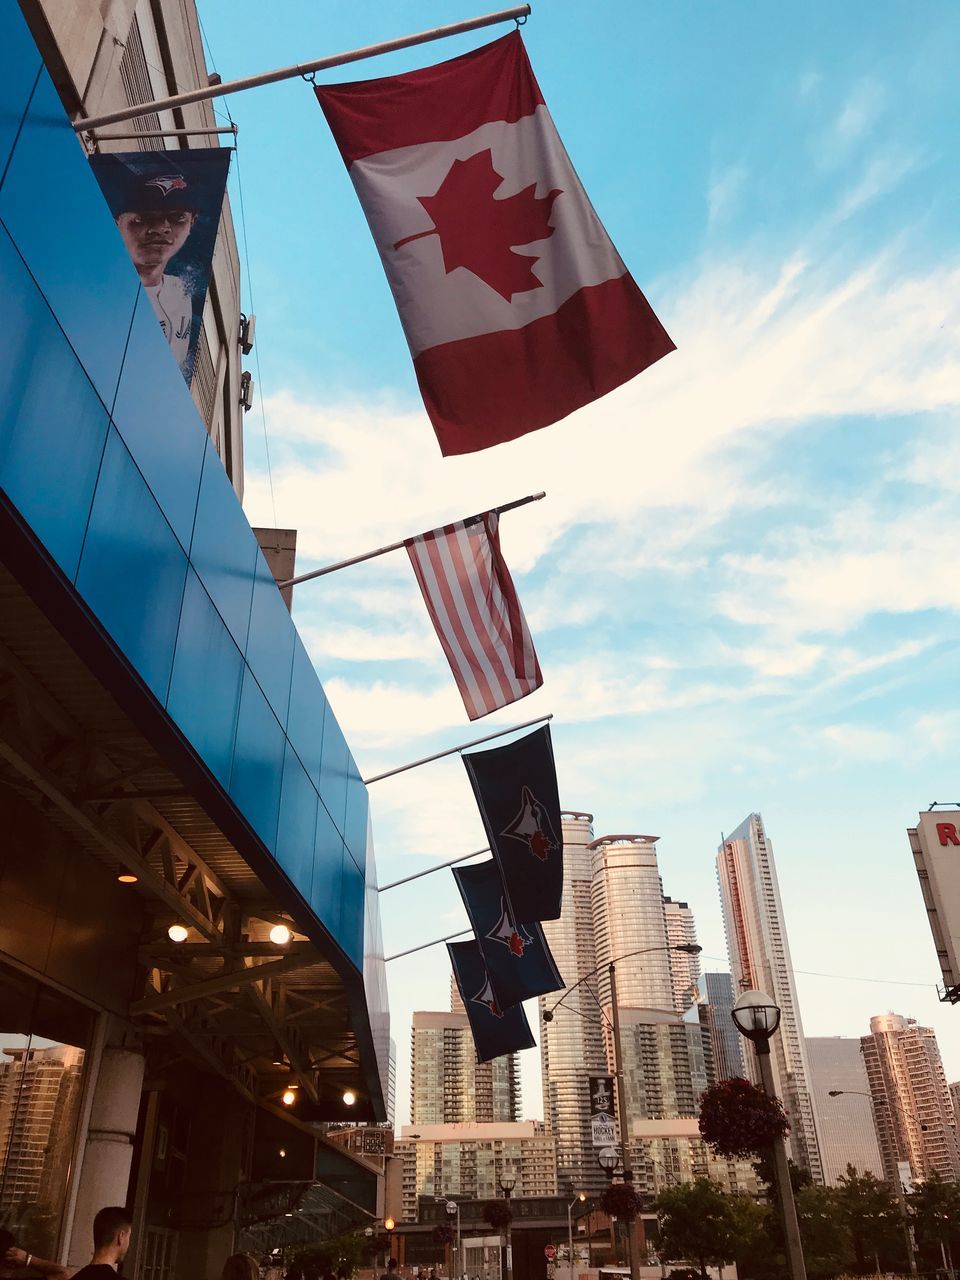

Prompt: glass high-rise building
[
  {"left": 861, "top": 1013, "right": 960, "bottom": 1186},
  {"left": 539, "top": 812, "right": 608, "bottom": 1196},
  {"left": 663, "top": 897, "right": 701, "bottom": 1014},
  {"left": 591, "top": 834, "right": 675, "bottom": 1012},
  {"left": 702, "top": 972, "right": 747, "bottom": 1082},
  {"left": 806, "top": 1036, "right": 883, "bottom": 1184},
  {"left": 716, "top": 813, "right": 824, "bottom": 1182}
]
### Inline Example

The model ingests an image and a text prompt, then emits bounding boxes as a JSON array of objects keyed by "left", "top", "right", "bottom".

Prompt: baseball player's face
[{"left": 117, "top": 210, "right": 196, "bottom": 277}]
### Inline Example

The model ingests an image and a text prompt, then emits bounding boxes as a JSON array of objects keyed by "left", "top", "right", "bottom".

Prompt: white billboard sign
[{"left": 909, "top": 811, "right": 960, "bottom": 1000}]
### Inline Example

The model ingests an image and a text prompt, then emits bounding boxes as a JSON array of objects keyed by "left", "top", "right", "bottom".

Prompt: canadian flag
[{"left": 315, "top": 32, "right": 674, "bottom": 456}]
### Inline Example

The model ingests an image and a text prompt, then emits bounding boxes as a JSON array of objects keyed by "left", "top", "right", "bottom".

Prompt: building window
[{"left": 0, "top": 963, "right": 95, "bottom": 1261}]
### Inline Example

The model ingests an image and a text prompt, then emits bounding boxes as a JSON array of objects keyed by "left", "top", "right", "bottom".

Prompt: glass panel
[{"left": 0, "top": 962, "right": 94, "bottom": 1262}]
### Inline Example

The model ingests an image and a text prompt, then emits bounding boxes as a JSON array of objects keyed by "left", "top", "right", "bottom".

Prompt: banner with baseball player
[{"left": 90, "top": 148, "right": 231, "bottom": 385}]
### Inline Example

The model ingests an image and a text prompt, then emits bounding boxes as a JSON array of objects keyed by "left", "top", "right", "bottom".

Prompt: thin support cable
[
  {"left": 232, "top": 145, "right": 278, "bottom": 527},
  {"left": 197, "top": 13, "right": 278, "bottom": 528}
]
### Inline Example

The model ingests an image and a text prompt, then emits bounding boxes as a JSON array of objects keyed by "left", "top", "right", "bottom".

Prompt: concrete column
[{"left": 68, "top": 1045, "right": 145, "bottom": 1269}]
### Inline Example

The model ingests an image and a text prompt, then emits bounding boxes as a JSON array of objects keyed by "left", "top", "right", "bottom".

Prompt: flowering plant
[
  {"left": 481, "top": 1200, "right": 513, "bottom": 1229},
  {"left": 599, "top": 1181, "right": 642, "bottom": 1221},
  {"left": 698, "top": 1076, "right": 789, "bottom": 1158}
]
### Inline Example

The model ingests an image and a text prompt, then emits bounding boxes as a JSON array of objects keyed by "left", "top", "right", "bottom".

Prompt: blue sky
[{"left": 199, "top": 1, "right": 960, "bottom": 1124}]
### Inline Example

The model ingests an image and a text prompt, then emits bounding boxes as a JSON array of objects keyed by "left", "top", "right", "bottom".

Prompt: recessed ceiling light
[{"left": 117, "top": 873, "right": 138, "bottom": 884}]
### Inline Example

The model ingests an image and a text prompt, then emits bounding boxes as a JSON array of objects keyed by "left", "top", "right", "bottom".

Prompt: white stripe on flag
[{"left": 406, "top": 515, "right": 542, "bottom": 720}]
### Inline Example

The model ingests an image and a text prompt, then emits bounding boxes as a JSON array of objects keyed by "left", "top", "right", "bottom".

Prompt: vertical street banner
[
  {"left": 90, "top": 149, "right": 231, "bottom": 385},
  {"left": 405, "top": 511, "right": 541, "bottom": 721},
  {"left": 315, "top": 33, "right": 674, "bottom": 456},
  {"left": 588, "top": 1075, "right": 617, "bottom": 1148},
  {"left": 463, "top": 723, "right": 563, "bottom": 923},
  {"left": 453, "top": 859, "right": 563, "bottom": 1009},
  {"left": 448, "top": 940, "right": 536, "bottom": 1063}
]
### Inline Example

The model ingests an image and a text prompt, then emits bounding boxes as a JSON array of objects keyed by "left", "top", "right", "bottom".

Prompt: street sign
[{"left": 544, "top": 1247, "right": 556, "bottom": 1261}]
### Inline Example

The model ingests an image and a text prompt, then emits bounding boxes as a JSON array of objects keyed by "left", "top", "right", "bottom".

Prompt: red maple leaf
[
  {"left": 528, "top": 829, "right": 552, "bottom": 861},
  {"left": 394, "top": 149, "right": 561, "bottom": 301},
  {"left": 509, "top": 931, "right": 525, "bottom": 958}
]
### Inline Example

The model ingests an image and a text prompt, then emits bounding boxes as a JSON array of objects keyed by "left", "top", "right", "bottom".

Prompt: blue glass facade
[{"left": 0, "top": 8, "right": 378, "bottom": 1009}]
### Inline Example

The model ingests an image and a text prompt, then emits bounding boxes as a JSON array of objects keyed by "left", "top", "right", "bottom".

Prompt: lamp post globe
[{"left": 731, "top": 989, "right": 781, "bottom": 1042}]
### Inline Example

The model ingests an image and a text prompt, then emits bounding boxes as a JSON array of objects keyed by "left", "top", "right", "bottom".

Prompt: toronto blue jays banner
[
  {"left": 447, "top": 940, "right": 536, "bottom": 1063},
  {"left": 90, "top": 149, "right": 231, "bottom": 385},
  {"left": 453, "top": 859, "right": 563, "bottom": 1010},
  {"left": 462, "top": 723, "right": 563, "bottom": 924}
]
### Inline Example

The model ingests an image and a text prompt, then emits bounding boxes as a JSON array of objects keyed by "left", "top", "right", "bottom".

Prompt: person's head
[
  {"left": 386, "top": 1262, "right": 398, "bottom": 1274},
  {"left": 92, "top": 1206, "right": 132, "bottom": 1262},
  {"left": 222, "top": 1254, "right": 260, "bottom": 1280},
  {"left": 113, "top": 173, "right": 197, "bottom": 284},
  {"left": 0, "top": 1229, "right": 17, "bottom": 1279}
]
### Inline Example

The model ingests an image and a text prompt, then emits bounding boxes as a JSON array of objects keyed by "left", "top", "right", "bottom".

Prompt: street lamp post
[
  {"left": 499, "top": 1170, "right": 516, "bottom": 1280},
  {"left": 826, "top": 1089, "right": 918, "bottom": 1276},
  {"left": 567, "top": 1193, "right": 586, "bottom": 1280},
  {"left": 731, "top": 990, "right": 807, "bottom": 1280},
  {"left": 543, "top": 942, "right": 702, "bottom": 1280},
  {"left": 446, "top": 1200, "right": 462, "bottom": 1280}
]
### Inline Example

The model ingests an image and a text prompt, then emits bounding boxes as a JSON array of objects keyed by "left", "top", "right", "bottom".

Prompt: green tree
[
  {"left": 908, "top": 1174, "right": 960, "bottom": 1273},
  {"left": 834, "top": 1165, "right": 908, "bottom": 1273},
  {"left": 724, "top": 1194, "right": 778, "bottom": 1279},
  {"left": 655, "top": 1180, "right": 736, "bottom": 1275},
  {"left": 795, "top": 1184, "right": 852, "bottom": 1278}
]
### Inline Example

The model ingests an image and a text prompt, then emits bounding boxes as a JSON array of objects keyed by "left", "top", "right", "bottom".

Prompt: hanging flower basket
[
  {"left": 698, "top": 1076, "right": 789, "bottom": 1158},
  {"left": 481, "top": 1201, "right": 514, "bottom": 1230},
  {"left": 599, "top": 1182, "right": 642, "bottom": 1222}
]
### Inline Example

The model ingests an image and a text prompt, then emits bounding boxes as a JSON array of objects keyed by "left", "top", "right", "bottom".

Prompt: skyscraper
[
  {"left": 590, "top": 834, "right": 675, "bottom": 1012},
  {"left": 663, "top": 897, "right": 701, "bottom": 1014},
  {"left": 806, "top": 1037, "right": 883, "bottom": 1184},
  {"left": 540, "top": 812, "right": 608, "bottom": 1195},
  {"left": 861, "top": 1013, "right": 960, "bottom": 1186},
  {"left": 410, "top": 1011, "right": 520, "bottom": 1124},
  {"left": 702, "top": 972, "right": 747, "bottom": 1082},
  {"left": 716, "top": 813, "right": 824, "bottom": 1182}
]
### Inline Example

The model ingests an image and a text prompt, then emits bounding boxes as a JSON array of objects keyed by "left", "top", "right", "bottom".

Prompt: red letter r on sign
[{"left": 936, "top": 822, "right": 960, "bottom": 846}]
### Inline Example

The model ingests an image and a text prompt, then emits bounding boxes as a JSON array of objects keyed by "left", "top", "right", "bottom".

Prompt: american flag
[{"left": 405, "top": 512, "right": 542, "bottom": 721}]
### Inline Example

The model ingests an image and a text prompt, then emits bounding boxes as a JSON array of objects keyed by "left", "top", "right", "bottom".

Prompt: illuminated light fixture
[
  {"left": 282, "top": 1087, "right": 297, "bottom": 1107},
  {"left": 384, "top": 1218, "right": 396, "bottom": 1232},
  {"left": 167, "top": 924, "right": 188, "bottom": 943},
  {"left": 269, "top": 923, "right": 291, "bottom": 946},
  {"left": 342, "top": 1090, "right": 357, "bottom": 1106},
  {"left": 279, "top": 1148, "right": 287, "bottom": 1158},
  {"left": 117, "top": 873, "right": 138, "bottom": 884}
]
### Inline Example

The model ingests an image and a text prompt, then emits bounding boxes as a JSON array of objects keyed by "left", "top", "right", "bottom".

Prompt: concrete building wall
[
  {"left": 411, "top": 1012, "right": 519, "bottom": 1126},
  {"left": 396, "top": 1123, "right": 557, "bottom": 1221},
  {"left": 663, "top": 897, "right": 700, "bottom": 1015}
]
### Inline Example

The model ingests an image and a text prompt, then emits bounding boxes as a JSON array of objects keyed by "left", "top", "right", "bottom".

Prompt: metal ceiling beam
[
  {"left": 132, "top": 951, "right": 320, "bottom": 1014},
  {"left": 140, "top": 940, "right": 314, "bottom": 963},
  {"left": 245, "top": 971, "right": 319, "bottom": 1105},
  {"left": 0, "top": 735, "right": 222, "bottom": 942}
]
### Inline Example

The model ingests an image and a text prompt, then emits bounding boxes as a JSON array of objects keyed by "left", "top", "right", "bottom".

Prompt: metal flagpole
[
  {"left": 73, "top": 5, "right": 532, "bottom": 133},
  {"left": 363, "top": 713, "right": 552, "bottom": 785},
  {"left": 279, "top": 491, "right": 545, "bottom": 589},
  {"left": 377, "top": 846, "right": 491, "bottom": 892},
  {"left": 385, "top": 929, "right": 471, "bottom": 962}
]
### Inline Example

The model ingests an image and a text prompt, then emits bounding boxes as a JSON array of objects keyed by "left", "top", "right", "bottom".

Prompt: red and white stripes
[{"left": 405, "top": 512, "right": 542, "bottom": 720}]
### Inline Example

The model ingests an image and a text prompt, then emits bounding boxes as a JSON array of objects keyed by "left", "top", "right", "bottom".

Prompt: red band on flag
[
  {"left": 316, "top": 32, "right": 543, "bottom": 164},
  {"left": 414, "top": 273, "right": 675, "bottom": 455}
]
